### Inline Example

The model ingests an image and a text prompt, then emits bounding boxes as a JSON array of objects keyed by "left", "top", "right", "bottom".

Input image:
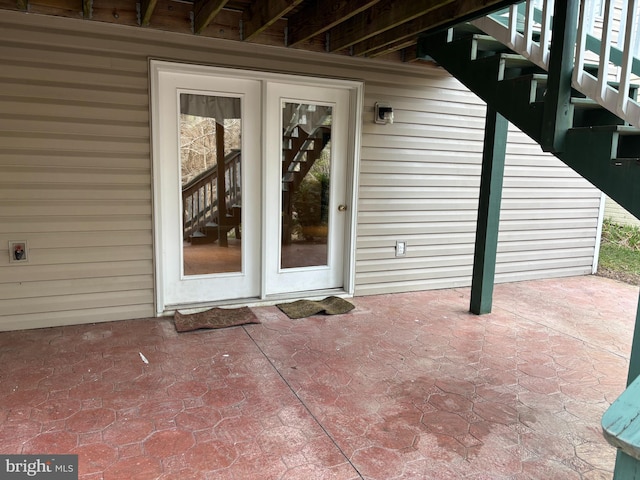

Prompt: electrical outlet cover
[{"left": 9, "top": 240, "right": 28, "bottom": 263}]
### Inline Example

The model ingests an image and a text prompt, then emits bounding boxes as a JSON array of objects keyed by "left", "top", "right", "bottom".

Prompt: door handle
[{"left": 338, "top": 204, "right": 347, "bottom": 212}]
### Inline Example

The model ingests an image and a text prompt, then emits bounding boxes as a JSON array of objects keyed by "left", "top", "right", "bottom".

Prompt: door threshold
[{"left": 159, "top": 288, "right": 351, "bottom": 316}]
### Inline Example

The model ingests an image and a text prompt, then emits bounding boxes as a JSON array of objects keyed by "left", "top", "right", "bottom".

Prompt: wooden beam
[
  {"left": 541, "top": 0, "right": 579, "bottom": 153},
  {"left": 287, "top": 0, "right": 380, "bottom": 47},
  {"left": 243, "top": 0, "right": 304, "bottom": 42},
  {"left": 353, "top": 0, "right": 520, "bottom": 57},
  {"left": 82, "top": 0, "right": 92, "bottom": 19},
  {"left": 469, "top": 106, "right": 507, "bottom": 315},
  {"left": 193, "top": 0, "right": 229, "bottom": 34},
  {"left": 367, "top": 38, "right": 417, "bottom": 58},
  {"left": 139, "top": 0, "right": 158, "bottom": 26},
  {"left": 327, "top": 0, "right": 454, "bottom": 52}
]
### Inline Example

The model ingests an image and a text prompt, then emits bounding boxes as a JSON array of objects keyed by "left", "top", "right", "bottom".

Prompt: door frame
[{"left": 150, "top": 60, "right": 363, "bottom": 315}]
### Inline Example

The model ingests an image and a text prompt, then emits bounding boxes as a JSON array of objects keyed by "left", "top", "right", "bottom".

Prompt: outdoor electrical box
[{"left": 9, "top": 241, "right": 28, "bottom": 263}]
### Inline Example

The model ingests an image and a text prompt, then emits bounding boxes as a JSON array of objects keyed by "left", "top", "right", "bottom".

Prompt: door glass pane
[
  {"left": 281, "top": 102, "right": 332, "bottom": 269},
  {"left": 180, "top": 93, "right": 242, "bottom": 276}
]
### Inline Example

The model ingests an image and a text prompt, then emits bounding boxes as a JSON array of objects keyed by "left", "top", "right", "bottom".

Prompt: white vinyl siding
[
  {"left": 604, "top": 197, "right": 640, "bottom": 227},
  {"left": 356, "top": 83, "right": 600, "bottom": 295},
  {"left": 0, "top": 10, "right": 601, "bottom": 329}
]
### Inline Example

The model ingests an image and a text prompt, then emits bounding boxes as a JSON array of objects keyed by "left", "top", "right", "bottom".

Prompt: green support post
[
  {"left": 541, "top": 0, "right": 579, "bottom": 153},
  {"left": 628, "top": 293, "right": 640, "bottom": 386},
  {"left": 470, "top": 106, "right": 508, "bottom": 315}
]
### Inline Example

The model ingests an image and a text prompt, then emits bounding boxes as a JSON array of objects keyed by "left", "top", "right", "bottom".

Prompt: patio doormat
[
  {"left": 276, "top": 296, "right": 355, "bottom": 319},
  {"left": 174, "top": 307, "right": 260, "bottom": 332}
]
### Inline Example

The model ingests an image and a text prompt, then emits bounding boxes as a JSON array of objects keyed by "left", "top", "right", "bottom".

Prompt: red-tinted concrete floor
[{"left": 0, "top": 275, "right": 637, "bottom": 479}]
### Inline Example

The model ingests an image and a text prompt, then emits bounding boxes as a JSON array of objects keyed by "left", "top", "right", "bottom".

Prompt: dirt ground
[{"left": 596, "top": 267, "right": 640, "bottom": 287}]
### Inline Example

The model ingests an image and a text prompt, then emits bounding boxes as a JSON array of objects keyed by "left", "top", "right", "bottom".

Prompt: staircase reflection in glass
[
  {"left": 180, "top": 93, "right": 243, "bottom": 276},
  {"left": 281, "top": 102, "right": 332, "bottom": 269}
]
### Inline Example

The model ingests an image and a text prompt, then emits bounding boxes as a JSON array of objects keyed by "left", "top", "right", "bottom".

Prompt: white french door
[
  {"left": 264, "top": 82, "right": 351, "bottom": 295},
  {"left": 151, "top": 61, "right": 360, "bottom": 313}
]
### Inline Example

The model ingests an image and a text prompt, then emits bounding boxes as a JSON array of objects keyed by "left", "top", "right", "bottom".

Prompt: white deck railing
[{"left": 471, "top": 0, "right": 640, "bottom": 129}]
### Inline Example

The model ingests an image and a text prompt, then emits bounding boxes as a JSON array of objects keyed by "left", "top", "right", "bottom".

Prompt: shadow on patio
[{"left": 0, "top": 275, "right": 635, "bottom": 479}]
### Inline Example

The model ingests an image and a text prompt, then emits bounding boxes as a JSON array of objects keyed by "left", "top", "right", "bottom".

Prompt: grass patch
[{"left": 597, "top": 219, "right": 640, "bottom": 285}]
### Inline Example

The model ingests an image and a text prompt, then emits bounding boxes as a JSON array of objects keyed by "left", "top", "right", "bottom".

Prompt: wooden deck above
[{"left": 0, "top": 0, "right": 517, "bottom": 63}]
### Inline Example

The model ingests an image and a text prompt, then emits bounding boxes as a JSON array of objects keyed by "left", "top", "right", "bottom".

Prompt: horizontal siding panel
[
  {"left": 495, "top": 266, "right": 593, "bottom": 284},
  {"left": 0, "top": 61, "right": 147, "bottom": 89},
  {"left": 356, "top": 221, "right": 478, "bottom": 236},
  {"left": 495, "top": 256, "right": 594, "bottom": 274},
  {"left": 499, "top": 208, "right": 599, "bottom": 220},
  {"left": 357, "top": 254, "right": 473, "bottom": 273},
  {"left": 361, "top": 148, "right": 482, "bottom": 165},
  {"left": 393, "top": 110, "right": 486, "bottom": 129},
  {"left": 503, "top": 176, "right": 596, "bottom": 188},
  {"left": 0, "top": 260, "right": 152, "bottom": 283},
  {"left": 357, "top": 232, "right": 477, "bottom": 249},
  {"left": 497, "top": 237, "right": 595, "bottom": 253},
  {"left": 0, "top": 80, "right": 148, "bottom": 106},
  {"left": 360, "top": 161, "right": 481, "bottom": 176},
  {"left": 499, "top": 228, "right": 597, "bottom": 242},
  {"left": 10, "top": 245, "right": 153, "bottom": 266},
  {"left": 0, "top": 275, "right": 153, "bottom": 300},
  {"left": 360, "top": 174, "right": 481, "bottom": 188},
  {"left": 0, "top": 289, "right": 153, "bottom": 316},
  {"left": 0, "top": 152, "right": 149, "bottom": 169},
  {"left": 0, "top": 132, "right": 149, "bottom": 153},
  {"left": 357, "top": 243, "right": 474, "bottom": 261},
  {"left": 358, "top": 186, "right": 480, "bottom": 200},
  {"left": 0, "top": 216, "right": 152, "bottom": 233},
  {"left": 358, "top": 210, "right": 479, "bottom": 224},
  {"left": 1, "top": 167, "right": 150, "bottom": 185},
  {"left": 356, "top": 265, "right": 472, "bottom": 287},
  {"left": 498, "top": 218, "right": 599, "bottom": 231},
  {"left": 0, "top": 231, "right": 152, "bottom": 249},
  {"left": 364, "top": 135, "right": 483, "bottom": 152},
  {"left": 0, "top": 43, "right": 144, "bottom": 72},
  {"left": 355, "top": 277, "right": 472, "bottom": 296},
  {"left": 504, "top": 165, "right": 584, "bottom": 178},
  {"left": 0, "top": 117, "right": 148, "bottom": 138},
  {"left": 359, "top": 198, "right": 479, "bottom": 212},
  {"left": 502, "top": 187, "right": 600, "bottom": 199},
  {"left": 0, "top": 200, "right": 151, "bottom": 217},
  {"left": 0, "top": 99, "right": 149, "bottom": 122},
  {"left": 0, "top": 185, "right": 151, "bottom": 201},
  {"left": 501, "top": 198, "right": 600, "bottom": 210},
  {"left": 362, "top": 122, "right": 486, "bottom": 142},
  {"left": 0, "top": 305, "right": 155, "bottom": 331}
]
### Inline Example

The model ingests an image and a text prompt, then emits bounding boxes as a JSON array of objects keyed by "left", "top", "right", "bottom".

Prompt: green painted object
[{"left": 602, "top": 373, "right": 640, "bottom": 478}]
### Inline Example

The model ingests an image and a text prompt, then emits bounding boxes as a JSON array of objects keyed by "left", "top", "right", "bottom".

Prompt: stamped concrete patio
[{"left": 0, "top": 275, "right": 637, "bottom": 479}]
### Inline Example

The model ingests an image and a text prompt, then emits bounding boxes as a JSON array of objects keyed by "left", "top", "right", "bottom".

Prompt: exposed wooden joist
[
  {"left": 139, "top": 0, "right": 158, "bottom": 26},
  {"left": 243, "top": 0, "right": 304, "bottom": 42},
  {"left": 328, "top": 0, "right": 454, "bottom": 52},
  {"left": 367, "top": 38, "right": 418, "bottom": 59},
  {"left": 353, "top": 0, "right": 520, "bottom": 57},
  {"left": 287, "top": 0, "right": 380, "bottom": 47},
  {"left": 82, "top": 0, "right": 92, "bottom": 19},
  {"left": 194, "top": 0, "right": 230, "bottom": 34}
]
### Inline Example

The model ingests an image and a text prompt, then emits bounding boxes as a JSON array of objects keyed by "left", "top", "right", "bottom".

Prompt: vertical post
[
  {"left": 627, "top": 292, "right": 640, "bottom": 386},
  {"left": 470, "top": 106, "right": 508, "bottom": 315},
  {"left": 541, "top": 0, "right": 579, "bottom": 153},
  {"left": 216, "top": 120, "right": 228, "bottom": 247}
]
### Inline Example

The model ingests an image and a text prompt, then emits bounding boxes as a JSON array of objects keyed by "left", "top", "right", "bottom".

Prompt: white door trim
[{"left": 150, "top": 60, "right": 363, "bottom": 314}]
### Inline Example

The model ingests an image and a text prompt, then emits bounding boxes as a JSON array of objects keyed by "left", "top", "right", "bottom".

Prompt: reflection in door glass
[
  {"left": 180, "top": 93, "right": 243, "bottom": 276},
  {"left": 281, "top": 102, "right": 332, "bottom": 269}
]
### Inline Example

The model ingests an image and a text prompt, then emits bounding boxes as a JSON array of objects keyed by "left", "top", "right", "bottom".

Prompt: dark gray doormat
[
  {"left": 174, "top": 306, "right": 260, "bottom": 332},
  {"left": 276, "top": 296, "right": 355, "bottom": 319}
]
